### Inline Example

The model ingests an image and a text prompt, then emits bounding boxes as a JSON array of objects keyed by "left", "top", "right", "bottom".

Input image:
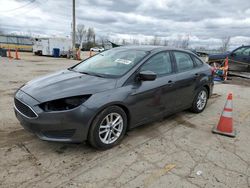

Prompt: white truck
[{"left": 33, "top": 38, "right": 72, "bottom": 56}]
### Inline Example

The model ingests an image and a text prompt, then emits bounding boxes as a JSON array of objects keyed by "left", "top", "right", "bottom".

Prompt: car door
[
  {"left": 230, "top": 46, "right": 250, "bottom": 71},
  {"left": 172, "top": 51, "right": 198, "bottom": 110},
  {"left": 128, "top": 51, "right": 177, "bottom": 126}
]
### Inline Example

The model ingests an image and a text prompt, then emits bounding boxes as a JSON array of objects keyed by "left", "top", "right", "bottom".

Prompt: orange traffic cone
[
  {"left": 212, "top": 92, "right": 236, "bottom": 137},
  {"left": 223, "top": 57, "right": 229, "bottom": 81},
  {"left": 14, "top": 48, "right": 20, "bottom": 60},
  {"left": 76, "top": 49, "right": 81, "bottom": 60},
  {"left": 8, "top": 48, "right": 13, "bottom": 58}
]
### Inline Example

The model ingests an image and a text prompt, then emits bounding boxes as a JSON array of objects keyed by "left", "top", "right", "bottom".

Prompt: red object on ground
[
  {"left": 14, "top": 48, "right": 20, "bottom": 60},
  {"left": 224, "top": 57, "right": 229, "bottom": 80},
  {"left": 212, "top": 92, "right": 236, "bottom": 137},
  {"left": 8, "top": 48, "right": 13, "bottom": 58}
]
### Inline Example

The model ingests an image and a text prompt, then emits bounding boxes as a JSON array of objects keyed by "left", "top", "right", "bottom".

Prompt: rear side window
[
  {"left": 174, "top": 52, "right": 194, "bottom": 72},
  {"left": 141, "top": 52, "right": 172, "bottom": 76},
  {"left": 192, "top": 56, "right": 204, "bottom": 66}
]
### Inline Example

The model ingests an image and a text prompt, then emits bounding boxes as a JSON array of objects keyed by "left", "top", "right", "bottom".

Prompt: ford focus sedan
[{"left": 14, "top": 46, "right": 214, "bottom": 149}]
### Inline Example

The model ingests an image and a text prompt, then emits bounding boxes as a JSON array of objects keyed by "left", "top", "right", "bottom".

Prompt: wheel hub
[
  {"left": 98, "top": 113, "right": 124, "bottom": 144},
  {"left": 196, "top": 90, "right": 207, "bottom": 110}
]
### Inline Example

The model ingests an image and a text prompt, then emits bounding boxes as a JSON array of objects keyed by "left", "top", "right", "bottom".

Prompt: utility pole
[{"left": 72, "top": 0, "right": 76, "bottom": 58}]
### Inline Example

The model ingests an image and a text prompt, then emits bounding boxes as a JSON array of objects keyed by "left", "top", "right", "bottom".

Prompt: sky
[{"left": 0, "top": 0, "right": 250, "bottom": 49}]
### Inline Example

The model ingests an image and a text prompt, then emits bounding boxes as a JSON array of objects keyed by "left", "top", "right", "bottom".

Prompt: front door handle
[{"left": 168, "top": 80, "right": 174, "bottom": 87}]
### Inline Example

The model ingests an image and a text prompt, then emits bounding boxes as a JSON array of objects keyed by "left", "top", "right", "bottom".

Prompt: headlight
[{"left": 39, "top": 95, "right": 91, "bottom": 112}]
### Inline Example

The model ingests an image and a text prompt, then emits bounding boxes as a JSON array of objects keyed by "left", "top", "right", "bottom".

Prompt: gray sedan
[{"left": 14, "top": 46, "right": 214, "bottom": 149}]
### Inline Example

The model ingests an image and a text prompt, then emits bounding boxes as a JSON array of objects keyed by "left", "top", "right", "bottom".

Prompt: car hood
[
  {"left": 20, "top": 70, "right": 117, "bottom": 103},
  {"left": 208, "top": 52, "right": 230, "bottom": 60}
]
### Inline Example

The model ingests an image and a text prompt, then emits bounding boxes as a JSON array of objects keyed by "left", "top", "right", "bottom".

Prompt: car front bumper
[{"left": 14, "top": 90, "right": 95, "bottom": 143}]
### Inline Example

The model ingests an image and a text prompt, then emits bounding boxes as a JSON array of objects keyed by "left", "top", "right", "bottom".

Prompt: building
[{"left": 0, "top": 34, "right": 33, "bottom": 52}]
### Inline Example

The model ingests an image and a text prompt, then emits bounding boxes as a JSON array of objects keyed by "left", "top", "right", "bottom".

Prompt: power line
[
  {"left": 2, "top": 0, "right": 36, "bottom": 12},
  {"left": 6, "top": 0, "right": 47, "bottom": 17}
]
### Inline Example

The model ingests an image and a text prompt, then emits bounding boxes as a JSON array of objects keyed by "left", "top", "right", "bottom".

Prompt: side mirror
[{"left": 139, "top": 71, "right": 157, "bottom": 81}]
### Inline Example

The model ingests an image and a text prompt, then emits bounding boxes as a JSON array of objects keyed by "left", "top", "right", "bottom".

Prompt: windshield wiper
[
  {"left": 68, "top": 67, "right": 77, "bottom": 72},
  {"left": 79, "top": 71, "right": 105, "bottom": 78}
]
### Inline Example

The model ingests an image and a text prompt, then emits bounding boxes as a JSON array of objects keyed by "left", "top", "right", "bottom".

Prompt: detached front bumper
[{"left": 14, "top": 90, "right": 95, "bottom": 143}]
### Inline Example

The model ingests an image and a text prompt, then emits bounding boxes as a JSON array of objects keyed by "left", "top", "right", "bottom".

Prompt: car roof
[{"left": 114, "top": 45, "right": 193, "bottom": 54}]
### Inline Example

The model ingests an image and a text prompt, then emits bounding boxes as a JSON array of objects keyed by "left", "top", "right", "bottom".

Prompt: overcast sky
[{"left": 1, "top": 0, "right": 250, "bottom": 49}]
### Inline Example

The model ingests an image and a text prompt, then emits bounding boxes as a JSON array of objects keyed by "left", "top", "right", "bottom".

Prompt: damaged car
[
  {"left": 14, "top": 46, "right": 214, "bottom": 149},
  {"left": 208, "top": 45, "right": 250, "bottom": 72}
]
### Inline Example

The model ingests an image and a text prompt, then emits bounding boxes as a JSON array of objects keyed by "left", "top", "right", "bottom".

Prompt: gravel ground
[{"left": 0, "top": 53, "right": 250, "bottom": 188}]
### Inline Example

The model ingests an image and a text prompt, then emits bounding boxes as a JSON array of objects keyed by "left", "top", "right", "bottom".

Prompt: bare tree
[
  {"left": 132, "top": 38, "right": 139, "bottom": 45},
  {"left": 221, "top": 36, "right": 231, "bottom": 52},
  {"left": 181, "top": 35, "right": 190, "bottom": 49},
  {"left": 99, "top": 35, "right": 108, "bottom": 47},
  {"left": 163, "top": 39, "right": 169, "bottom": 46},
  {"left": 92, "top": 28, "right": 96, "bottom": 43},
  {"left": 172, "top": 35, "right": 190, "bottom": 49},
  {"left": 122, "top": 39, "right": 126, "bottom": 45},
  {"left": 151, "top": 35, "right": 161, "bottom": 45},
  {"left": 144, "top": 38, "right": 149, "bottom": 45},
  {"left": 86, "top": 27, "right": 95, "bottom": 43},
  {"left": 76, "top": 24, "right": 86, "bottom": 48}
]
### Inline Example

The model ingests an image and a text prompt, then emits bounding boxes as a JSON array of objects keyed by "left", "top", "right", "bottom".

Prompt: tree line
[{"left": 75, "top": 24, "right": 96, "bottom": 50}]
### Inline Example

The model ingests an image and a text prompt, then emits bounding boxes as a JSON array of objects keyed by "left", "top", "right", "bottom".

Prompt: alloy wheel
[
  {"left": 196, "top": 90, "right": 207, "bottom": 110},
  {"left": 98, "top": 113, "right": 124, "bottom": 144}
]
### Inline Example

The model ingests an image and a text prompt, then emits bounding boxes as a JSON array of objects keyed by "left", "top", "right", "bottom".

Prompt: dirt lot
[{"left": 0, "top": 53, "right": 250, "bottom": 188}]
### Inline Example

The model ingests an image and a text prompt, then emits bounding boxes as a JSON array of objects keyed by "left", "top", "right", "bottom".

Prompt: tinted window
[
  {"left": 234, "top": 47, "right": 248, "bottom": 55},
  {"left": 242, "top": 47, "right": 250, "bottom": 56},
  {"left": 141, "top": 52, "right": 172, "bottom": 76},
  {"left": 174, "top": 52, "right": 194, "bottom": 72},
  {"left": 193, "top": 56, "right": 203, "bottom": 66}
]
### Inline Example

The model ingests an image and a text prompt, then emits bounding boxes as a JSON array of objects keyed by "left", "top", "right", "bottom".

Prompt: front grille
[
  {"left": 42, "top": 129, "right": 76, "bottom": 139},
  {"left": 14, "top": 98, "right": 37, "bottom": 118}
]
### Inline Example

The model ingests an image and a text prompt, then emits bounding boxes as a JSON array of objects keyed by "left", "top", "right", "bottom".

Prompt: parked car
[
  {"left": 208, "top": 45, "right": 250, "bottom": 72},
  {"left": 190, "top": 50, "right": 209, "bottom": 63},
  {"left": 90, "top": 47, "right": 104, "bottom": 52},
  {"left": 14, "top": 46, "right": 214, "bottom": 149}
]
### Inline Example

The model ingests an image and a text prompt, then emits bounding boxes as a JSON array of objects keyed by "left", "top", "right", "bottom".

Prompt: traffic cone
[
  {"left": 224, "top": 57, "right": 229, "bottom": 69},
  {"left": 223, "top": 57, "right": 229, "bottom": 81},
  {"left": 212, "top": 92, "right": 236, "bottom": 137},
  {"left": 76, "top": 49, "right": 81, "bottom": 60},
  {"left": 14, "top": 48, "right": 20, "bottom": 60},
  {"left": 8, "top": 48, "right": 13, "bottom": 58}
]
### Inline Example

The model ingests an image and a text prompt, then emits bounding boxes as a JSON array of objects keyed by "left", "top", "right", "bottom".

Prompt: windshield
[{"left": 72, "top": 48, "right": 148, "bottom": 77}]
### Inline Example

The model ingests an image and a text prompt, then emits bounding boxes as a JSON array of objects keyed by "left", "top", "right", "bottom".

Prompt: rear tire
[
  {"left": 88, "top": 106, "right": 127, "bottom": 150},
  {"left": 190, "top": 87, "right": 208, "bottom": 113}
]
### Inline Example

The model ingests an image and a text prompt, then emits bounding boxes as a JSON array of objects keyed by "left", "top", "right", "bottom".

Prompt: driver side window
[
  {"left": 242, "top": 47, "right": 250, "bottom": 56},
  {"left": 140, "top": 52, "right": 172, "bottom": 76},
  {"left": 234, "top": 47, "right": 248, "bottom": 55}
]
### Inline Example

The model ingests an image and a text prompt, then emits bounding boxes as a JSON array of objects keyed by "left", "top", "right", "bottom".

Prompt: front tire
[
  {"left": 88, "top": 106, "right": 127, "bottom": 149},
  {"left": 190, "top": 87, "right": 208, "bottom": 113}
]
